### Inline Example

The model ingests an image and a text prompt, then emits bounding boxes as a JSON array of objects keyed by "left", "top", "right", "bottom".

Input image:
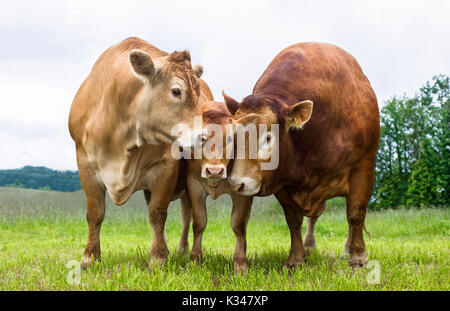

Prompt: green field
[{"left": 0, "top": 187, "right": 448, "bottom": 290}]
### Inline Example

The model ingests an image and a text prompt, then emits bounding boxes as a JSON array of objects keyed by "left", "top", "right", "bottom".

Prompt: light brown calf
[{"left": 180, "top": 100, "right": 253, "bottom": 274}]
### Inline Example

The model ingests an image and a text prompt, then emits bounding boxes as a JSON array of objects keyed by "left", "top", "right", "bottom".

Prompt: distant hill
[{"left": 0, "top": 166, "right": 81, "bottom": 192}]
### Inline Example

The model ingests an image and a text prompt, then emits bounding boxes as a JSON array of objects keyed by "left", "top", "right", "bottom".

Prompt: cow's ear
[
  {"left": 284, "top": 100, "right": 313, "bottom": 130},
  {"left": 222, "top": 91, "right": 240, "bottom": 115},
  {"left": 232, "top": 113, "right": 260, "bottom": 127},
  {"left": 193, "top": 64, "right": 203, "bottom": 78},
  {"left": 129, "top": 49, "right": 155, "bottom": 82}
]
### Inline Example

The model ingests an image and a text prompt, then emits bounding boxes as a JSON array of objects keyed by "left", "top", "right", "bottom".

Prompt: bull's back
[{"left": 256, "top": 42, "right": 379, "bottom": 170}]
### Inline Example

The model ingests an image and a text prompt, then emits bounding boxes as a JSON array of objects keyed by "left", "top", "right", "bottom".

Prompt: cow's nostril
[
  {"left": 218, "top": 168, "right": 224, "bottom": 176},
  {"left": 206, "top": 168, "right": 211, "bottom": 176},
  {"left": 237, "top": 183, "right": 244, "bottom": 193}
]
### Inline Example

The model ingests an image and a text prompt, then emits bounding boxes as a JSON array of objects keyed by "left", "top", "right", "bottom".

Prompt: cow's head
[
  {"left": 192, "top": 101, "right": 234, "bottom": 187},
  {"left": 129, "top": 49, "right": 205, "bottom": 147},
  {"left": 223, "top": 92, "right": 313, "bottom": 196}
]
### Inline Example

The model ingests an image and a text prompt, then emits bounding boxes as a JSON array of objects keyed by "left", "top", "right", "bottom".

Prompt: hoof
[
  {"left": 233, "top": 257, "right": 247, "bottom": 276},
  {"left": 148, "top": 256, "right": 167, "bottom": 271},
  {"left": 284, "top": 257, "right": 305, "bottom": 270},
  {"left": 348, "top": 255, "right": 368, "bottom": 269},
  {"left": 80, "top": 254, "right": 100, "bottom": 269},
  {"left": 304, "top": 244, "right": 316, "bottom": 256},
  {"left": 176, "top": 243, "right": 189, "bottom": 255},
  {"left": 189, "top": 252, "right": 203, "bottom": 265}
]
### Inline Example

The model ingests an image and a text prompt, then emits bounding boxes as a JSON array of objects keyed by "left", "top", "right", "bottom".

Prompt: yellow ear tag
[{"left": 294, "top": 116, "right": 302, "bottom": 125}]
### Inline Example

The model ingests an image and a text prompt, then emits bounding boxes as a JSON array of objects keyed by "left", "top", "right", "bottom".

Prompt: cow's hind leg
[
  {"left": 304, "top": 216, "right": 319, "bottom": 255},
  {"left": 230, "top": 195, "right": 253, "bottom": 275},
  {"left": 275, "top": 189, "right": 306, "bottom": 269},
  {"left": 177, "top": 193, "right": 192, "bottom": 254},
  {"left": 345, "top": 161, "right": 374, "bottom": 268},
  {"left": 77, "top": 154, "right": 106, "bottom": 268}
]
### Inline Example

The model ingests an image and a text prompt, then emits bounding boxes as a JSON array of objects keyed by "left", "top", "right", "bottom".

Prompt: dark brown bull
[{"left": 224, "top": 42, "right": 380, "bottom": 270}]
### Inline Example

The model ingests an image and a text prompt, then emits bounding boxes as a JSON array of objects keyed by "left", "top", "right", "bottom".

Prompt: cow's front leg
[
  {"left": 147, "top": 163, "right": 179, "bottom": 269},
  {"left": 275, "top": 189, "right": 306, "bottom": 269},
  {"left": 231, "top": 195, "right": 253, "bottom": 275},
  {"left": 187, "top": 177, "right": 207, "bottom": 264},
  {"left": 77, "top": 153, "right": 106, "bottom": 268}
]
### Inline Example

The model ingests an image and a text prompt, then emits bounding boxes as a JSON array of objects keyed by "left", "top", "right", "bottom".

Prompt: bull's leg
[
  {"left": 147, "top": 163, "right": 179, "bottom": 269},
  {"left": 230, "top": 195, "right": 253, "bottom": 275},
  {"left": 275, "top": 189, "right": 306, "bottom": 269},
  {"left": 345, "top": 161, "right": 374, "bottom": 268},
  {"left": 177, "top": 193, "right": 192, "bottom": 254},
  {"left": 304, "top": 216, "right": 319, "bottom": 254},
  {"left": 77, "top": 153, "right": 106, "bottom": 268},
  {"left": 187, "top": 178, "right": 207, "bottom": 264}
]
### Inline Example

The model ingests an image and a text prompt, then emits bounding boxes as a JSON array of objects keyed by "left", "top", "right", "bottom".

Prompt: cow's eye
[
  {"left": 171, "top": 88, "right": 182, "bottom": 99},
  {"left": 265, "top": 134, "right": 272, "bottom": 144}
]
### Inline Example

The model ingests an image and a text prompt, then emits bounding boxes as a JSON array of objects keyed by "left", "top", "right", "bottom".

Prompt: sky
[{"left": 0, "top": 0, "right": 449, "bottom": 170}]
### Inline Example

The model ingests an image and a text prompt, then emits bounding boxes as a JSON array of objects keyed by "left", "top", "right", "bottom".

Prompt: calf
[
  {"left": 224, "top": 42, "right": 380, "bottom": 269},
  {"left": 180, "top": 100, "right": 253, "bottom": 274}
]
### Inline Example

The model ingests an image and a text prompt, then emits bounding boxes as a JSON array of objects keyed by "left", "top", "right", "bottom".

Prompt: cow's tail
[{"left": 363, "top": 223, "right": 372, "bottom": 240}]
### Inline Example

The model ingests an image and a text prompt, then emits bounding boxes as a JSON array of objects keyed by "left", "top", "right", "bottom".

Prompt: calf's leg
[
  {"left": 177, "top": 193, "right": 192, "bottom": 253},
  {"left": 187, "top": 178, "right": 207, "bottom": 264},
  {"left": 230, "top": 195, "right": 253, "bottom": 275}
]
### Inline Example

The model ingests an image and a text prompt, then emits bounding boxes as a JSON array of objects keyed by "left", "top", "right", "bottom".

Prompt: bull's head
[{"left": 223, "top": 92, "right": 313, "bottom": 196}]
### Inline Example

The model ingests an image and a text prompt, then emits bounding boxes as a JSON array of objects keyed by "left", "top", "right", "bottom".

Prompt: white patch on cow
[
  {"left": 258, "top": 132, "right": 276, "bottom": 160},
  {"left": 228, "top": 176, "right": 261, "bottom": 196}
]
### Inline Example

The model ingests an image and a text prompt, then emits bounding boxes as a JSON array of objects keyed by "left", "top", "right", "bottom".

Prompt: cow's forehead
[{"left": 236, "top": 105, "right": 279, "bottom": 125}]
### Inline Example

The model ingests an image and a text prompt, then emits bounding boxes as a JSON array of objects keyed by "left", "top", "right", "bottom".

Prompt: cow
[
  {"left": 178, "top": 100, "right": 254, "bottom": 274},
  {"left": 223, "top": 42, "right": 380, "bottom": 271},
  {"left": 68, "top": 37, "right": 210, "bottom": 268}
]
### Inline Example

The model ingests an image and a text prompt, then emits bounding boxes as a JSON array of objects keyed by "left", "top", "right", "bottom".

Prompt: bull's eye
[
  {"left": 171, "top": 88, "right": 182, "bottom": 99},
  {"left": 265, "top": 134, "right": 272, "bottom": 144}
]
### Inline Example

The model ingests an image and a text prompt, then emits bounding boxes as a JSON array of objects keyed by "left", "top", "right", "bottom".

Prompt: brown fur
[{"left": 225, "top": 42, "right": 380, "bottom": 268}]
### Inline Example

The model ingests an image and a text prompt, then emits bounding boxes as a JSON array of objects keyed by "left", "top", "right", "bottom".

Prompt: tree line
[
  {"left": 371, "top": 74, "right": 449, "bottom": 208},
  {"left": 0, "top": 166, "right": 81, "bottom": 192}
]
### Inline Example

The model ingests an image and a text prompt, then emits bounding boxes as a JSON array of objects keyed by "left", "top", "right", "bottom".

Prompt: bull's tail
[{"left": 363, "top": 223, "right": 372, "bottom": 240}]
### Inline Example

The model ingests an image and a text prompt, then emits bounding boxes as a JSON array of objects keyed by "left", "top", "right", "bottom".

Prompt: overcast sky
[{"left": 0, "top": 0, "right": 449, "bottom": 170}]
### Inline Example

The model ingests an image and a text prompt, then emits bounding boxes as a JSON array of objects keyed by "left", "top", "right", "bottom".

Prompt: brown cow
[
  {"left": 179, "top": 100, "right": 253, "bottom": 274},
  {"left": 68, "top": 37, "right": 210, "bottom": 268},
  {"left": 224, "top": 42, "right": 380, "bottom": 270}
]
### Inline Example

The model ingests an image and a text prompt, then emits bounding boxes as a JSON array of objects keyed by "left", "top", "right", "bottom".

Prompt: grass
[{"left": 0, "top": 187, "right": 449, "bottom": 290}]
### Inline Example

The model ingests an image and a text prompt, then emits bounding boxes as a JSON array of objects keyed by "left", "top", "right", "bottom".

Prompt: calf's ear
[
  {"left": 129, "top": 49, "right": 155, "bottom": 82},
  {"left": 284, "top": 100, "right": 313, "bottom": 130},
  {"left": 193, "top": 64, "right": 203, "bottom": 78},
  {"left": 222, "top": 91, "right": 240, "bottom": 115}
]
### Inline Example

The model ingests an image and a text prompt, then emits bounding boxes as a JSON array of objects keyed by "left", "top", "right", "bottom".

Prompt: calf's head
[
  {"left": 192, "top": 101, "right": 234, "bottom": 186},
  {"left": 129, "top": 49, "right": 205, "bottom": 147},
  {"left": 224, "top": 93, "right": 313, "bottom": 196}
]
